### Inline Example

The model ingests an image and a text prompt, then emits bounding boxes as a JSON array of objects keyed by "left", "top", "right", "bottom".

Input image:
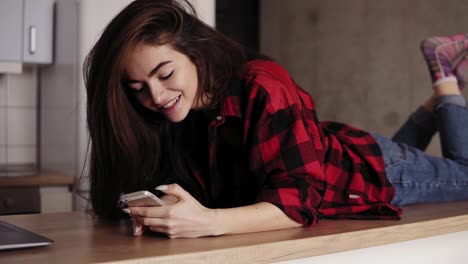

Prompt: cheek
[
  {"left": 178, "top": 66, "right": 198, "bottom": 95},
  {"left": 135, "top": 93, "right": 146, "bottom": 103},
  {"left": 184, "top": 74, "right": 199, "bottom": 97},
  {"left": 135, "top": 93, "right": 153, "bottom": 108},
  {"left": 190, "top": 68, "right": 199, "bottom": 94},
  {"left": 171, "top": 76, "right": 195, "bottom": 96}
]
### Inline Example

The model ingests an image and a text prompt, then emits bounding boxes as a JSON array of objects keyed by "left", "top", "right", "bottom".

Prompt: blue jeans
[{"left": 370, "top": 102, "right": 468, "bottom": 207}]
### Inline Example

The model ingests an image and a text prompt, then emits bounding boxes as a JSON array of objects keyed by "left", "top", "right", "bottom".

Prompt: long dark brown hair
[{"left": 83, "top": 0, "right": 262, "bottom": 219}]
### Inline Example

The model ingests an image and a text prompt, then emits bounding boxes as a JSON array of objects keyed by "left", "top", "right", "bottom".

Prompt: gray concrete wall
[{"left": 260, "top": 0, "right": 468, "bottom": 155}]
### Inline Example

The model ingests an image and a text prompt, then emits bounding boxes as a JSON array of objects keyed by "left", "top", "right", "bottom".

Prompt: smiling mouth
[{"left": 161, "top": 95, "right": 181, "bottom": 110}]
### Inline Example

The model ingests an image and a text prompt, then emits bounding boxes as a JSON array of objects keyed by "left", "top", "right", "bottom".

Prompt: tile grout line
[{"left": 5, "top": 74, "right": 8, "bottom": 165}]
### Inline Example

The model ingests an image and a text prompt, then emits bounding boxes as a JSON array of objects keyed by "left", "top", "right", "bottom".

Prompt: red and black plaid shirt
[{"left": 190, "top": 60, "right": 402, "bottom": 226}]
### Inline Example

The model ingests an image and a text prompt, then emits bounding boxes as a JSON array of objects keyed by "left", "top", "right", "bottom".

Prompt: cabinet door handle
[{"left": 29, "top": 26, "right": 37, "bottom": 55}]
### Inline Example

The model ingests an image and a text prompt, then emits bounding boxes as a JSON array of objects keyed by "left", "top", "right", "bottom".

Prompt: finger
[
  {"left": 155, "top": 184, "right": 190, "bottom": 201},
  {"left": 132, "top": 215, "right": 170, "bottom": 227},
  {"left": 127, "top": 205, "right": 168, "bottom": 217},
  {"left": 131, "top": 215, "right": 142, "bottom": 225},
  {"left": 160, "top": 194, "right": 179, "bottom": 205}
]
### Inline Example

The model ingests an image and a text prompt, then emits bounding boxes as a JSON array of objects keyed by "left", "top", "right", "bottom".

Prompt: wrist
[{"left": 209, "top": 208, "right": 225, "bottom": 236}]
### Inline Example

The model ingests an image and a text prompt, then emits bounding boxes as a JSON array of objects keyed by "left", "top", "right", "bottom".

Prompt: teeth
[{"left": 163, "top": 95, "right": 180, "bottom": 109}]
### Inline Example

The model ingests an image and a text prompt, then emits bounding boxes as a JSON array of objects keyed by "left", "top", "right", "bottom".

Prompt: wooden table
[{"left": 1, "top": 201, "right": 468, "bottom": 263}]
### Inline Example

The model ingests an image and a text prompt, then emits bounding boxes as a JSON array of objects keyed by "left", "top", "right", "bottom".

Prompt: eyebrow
[
  {"left": 126, "top": 60, "right": 172, "bottom": 83},
  {"left": 149, "top": 60, "right": 172, "bottom": 77}
]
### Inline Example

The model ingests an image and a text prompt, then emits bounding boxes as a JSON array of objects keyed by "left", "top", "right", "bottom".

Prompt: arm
[
  {"left": 214, "top": 202, "right": 302, "bottom": 235},
  {"left": 127, "top": 184, "right": 301, "bottom": 238}
]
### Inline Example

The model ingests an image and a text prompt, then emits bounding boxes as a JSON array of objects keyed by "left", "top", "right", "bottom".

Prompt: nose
[{"left": 147, "top": 80, "right": 164, "bottom": 105}]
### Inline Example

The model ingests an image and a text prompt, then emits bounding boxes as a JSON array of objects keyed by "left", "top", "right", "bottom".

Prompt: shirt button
[{"left": 216, "top": 115, "right": 223, "bottom": 121}]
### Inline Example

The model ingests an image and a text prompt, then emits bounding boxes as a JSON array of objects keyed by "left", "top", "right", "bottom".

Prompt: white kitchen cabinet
[
  {"left": 0, "top": 0, "right": 54, "bottom": 73},
  {"left": 0, "top": 0, "right": 23, "bottom": 65}
]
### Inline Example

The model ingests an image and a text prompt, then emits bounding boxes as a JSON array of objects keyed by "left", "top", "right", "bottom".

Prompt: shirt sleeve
[{"left": 248, "top": 78, "right": 326, "bottom": 226}]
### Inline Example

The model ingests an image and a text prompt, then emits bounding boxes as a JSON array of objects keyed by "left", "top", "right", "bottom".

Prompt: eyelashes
[
  {"left": 160, "top": 70, "right": 174, "bottom": 80},
  {"left": 126, "top": 70, "right": 175, "bottom": 93},
  {"left": 134, "top": 86, "right": 145, "bottom": 94}
]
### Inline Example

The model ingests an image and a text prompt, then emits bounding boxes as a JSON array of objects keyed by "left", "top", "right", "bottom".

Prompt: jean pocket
[{"left": 384, "top": 143, "right": 405, "bottom": 168}]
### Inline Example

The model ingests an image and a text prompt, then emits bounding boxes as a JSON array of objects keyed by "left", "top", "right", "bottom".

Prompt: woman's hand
[{"left": 125, "top": 184, "right": 219, "bottom": 239}]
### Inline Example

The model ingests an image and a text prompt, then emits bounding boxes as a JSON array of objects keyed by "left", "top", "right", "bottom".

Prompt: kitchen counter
[
  {"left": 1, "top": 200, "right": 468, "bottom": 263},
  {"left": 0, "top": 171, "right": 75, "bottom": 215},
  {"left": 0, "top": 171, "right": 74, "bottom": 187}
]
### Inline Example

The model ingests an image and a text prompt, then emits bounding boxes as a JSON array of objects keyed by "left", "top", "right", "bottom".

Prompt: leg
[
  {"left": 383, "top": 80, "right": 468, "bottom": 206},
  {"left": 379, "top": 34, "right": 468, "bottom": 206},
  {"left": 372, "top": 132, "right": 468, "bottom": 207},
  {"left": 394, "top": 33, "right": 468, "bottom": 150},
  {"left": 391, "top": 98, "right": 436, "bottom": 150},
  {"left": 391, "top": 84, "right": 465, "bottom": 151},
  {"left": 388, "top": 70, "right": 468, "bottom": 206},
  {"left": 433, "top": 82, "right": 468, "bottom": 162}
]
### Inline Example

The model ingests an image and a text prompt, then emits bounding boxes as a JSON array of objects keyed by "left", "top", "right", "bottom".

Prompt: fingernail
[
  {"left": 122, "top": 208, "right": 131, "bottom": 214},
  {"left": 155, "top": 185, "right": 168, "bottom": 191},
  {"left": 133, "top": 225, "right": 141, "bottom": 236}
]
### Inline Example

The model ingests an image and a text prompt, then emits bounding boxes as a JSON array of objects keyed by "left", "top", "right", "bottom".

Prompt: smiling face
[{"left": 123, "top": 43, "right": 203, "bottom": 123}]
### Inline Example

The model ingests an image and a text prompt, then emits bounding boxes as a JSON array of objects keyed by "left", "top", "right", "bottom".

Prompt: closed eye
[
  {"left": 125, "top": 82, "right": 146, "bottom": 93},
  {"left": 160, "top": 70, "right": 174, "bottom": 80},
  {"left": 133, "top": 85, "right": 146, "bottom": 93}
]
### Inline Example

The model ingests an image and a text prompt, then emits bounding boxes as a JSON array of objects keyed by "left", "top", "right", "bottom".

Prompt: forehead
[
  {"left": 127, "top": 43, "right": 174, "bottom": 65},
  {"left": 123, "top": 43, "right": 176, "bottom": 76}
]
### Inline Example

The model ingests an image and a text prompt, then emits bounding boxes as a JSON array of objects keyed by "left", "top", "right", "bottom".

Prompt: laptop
[{"left": 0, "top": 220, "right": 53, "bottom": 250}]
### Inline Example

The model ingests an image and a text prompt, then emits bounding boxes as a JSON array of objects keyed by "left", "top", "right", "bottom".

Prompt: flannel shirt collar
[{"left": 218, "top": 78, "right": 244, "bottom": 120}]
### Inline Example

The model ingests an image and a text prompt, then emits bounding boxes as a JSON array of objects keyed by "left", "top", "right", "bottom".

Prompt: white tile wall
[
  {"left": 1, "top": 67, "right": 38, "bottom": 169},
  {"left": 6, "top": 67, "right": 38, "bottom": 107},
  {"left": 7, "top": 146, "right": 37, "bottom": 164},
  {"left": 7, "top": 108, "right": 37, "bottom": 145}
]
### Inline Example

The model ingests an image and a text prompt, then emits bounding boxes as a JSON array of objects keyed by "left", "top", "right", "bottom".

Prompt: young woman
[{"left": 83, "top": 0, "right": 468, "bottom": 238}]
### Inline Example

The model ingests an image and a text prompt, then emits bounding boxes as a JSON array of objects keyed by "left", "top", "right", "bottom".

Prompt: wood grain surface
[
  {"left": 0, "top": 171, "right": 74, "bottom": 187},
  {"left": 1, "top": 201, "right": 468, "bottom": 263}
]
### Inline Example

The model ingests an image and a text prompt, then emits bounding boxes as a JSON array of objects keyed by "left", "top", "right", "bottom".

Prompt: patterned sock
[
  {"left": 454, "top": 51, "right": 468, "bottom": 89},
  {"left": 420, "top": 33, "right": 468, "bottom": 89}
]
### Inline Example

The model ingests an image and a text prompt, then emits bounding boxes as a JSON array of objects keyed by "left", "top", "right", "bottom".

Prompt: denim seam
[{"left": 392, "top": 181, "right": 468, "bottom": 187}]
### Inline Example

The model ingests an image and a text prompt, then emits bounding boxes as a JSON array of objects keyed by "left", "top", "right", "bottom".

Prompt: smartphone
[{"left": 118, "top": 190, "right": 166, "bottom": 208}]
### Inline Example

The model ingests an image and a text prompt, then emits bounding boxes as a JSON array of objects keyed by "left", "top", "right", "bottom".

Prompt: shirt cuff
[{"left": 256, "top": 187, "right": 320, "bottom": 226}]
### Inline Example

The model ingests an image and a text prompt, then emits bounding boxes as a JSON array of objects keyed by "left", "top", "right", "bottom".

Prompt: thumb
[{"left": 155, "top": 184, "right": 190, "bottom": 202}]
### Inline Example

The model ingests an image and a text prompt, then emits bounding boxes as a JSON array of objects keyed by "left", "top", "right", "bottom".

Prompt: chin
[{"left": 166, "top": 109, "right": 190, "bottom": 123}]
